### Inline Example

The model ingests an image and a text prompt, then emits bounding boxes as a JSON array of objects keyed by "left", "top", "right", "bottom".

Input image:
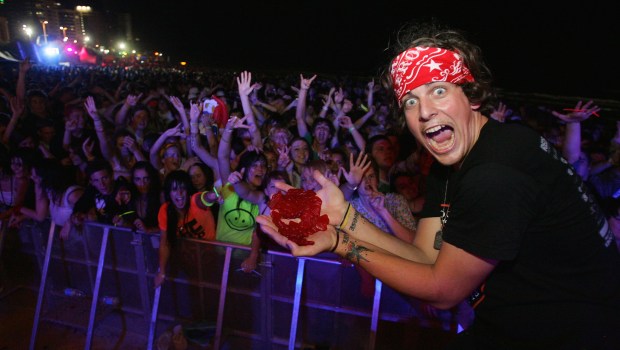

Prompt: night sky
[{"left": 91, "top": 1, "right": 618, "bottom": 99}]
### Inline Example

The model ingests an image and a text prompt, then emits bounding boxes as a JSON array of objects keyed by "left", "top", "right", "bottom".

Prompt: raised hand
[
  {"left": 237, "top": 71, "right": 255, "bottom": 97},
  {"left": 84, "top": 96, "right": 99, "bottom": 119},
  {"left": 367, "top": 79, "right": 375, "bottom": 92},
  {"left": 169, "top": 96, "right": 185, "bottom": 114},
  {"left": 163, "top": 123, "right": 185, "bottom": 138},
  {"left": 125, "top": 93, "right": 142, "bottom": 107},
  {"left": 228, "top": 168, "right": 245, "bottom": 185},
  {"left": 334, "top": 88, "right": 344, "bottom": 104},
  {"left": 9, "top": 96, "right": 24, "bottom": 117},
  {"left": 65, "top": 117, "right": 78, "bottom": 132},
  {"left": 337, "top": 115, "right": 354, "bottom": 129},
  {"left": 226, "top": 115, "right": 250, "bottom": 130},
  {"left": 123, "top": 136, "right": 139, "bottom": 153},
  {"left": 189, "top": 100, "right": 201, "bottom": 122},
  {"left": 342, "top": 151, "right": 371, "bottom": 188},
  {"left": 277, "top": 145, "right": 291, "bottom": 170},
  {"left": 299, "top": 74, "right": 317, "bottom": 90},
  {"left": 489, "top": 101, "right": 511, "bottom": 123},
  {"left": 550, "top": 100, "right": 600, "bottom": 123},
  {"left": 19, "top": 57, "right": 32, "bottom": 74}
]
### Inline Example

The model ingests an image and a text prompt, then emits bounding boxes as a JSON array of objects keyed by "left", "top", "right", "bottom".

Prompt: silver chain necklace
[{"left": 434, "top": 179, "right": 450, "bottom": 250}]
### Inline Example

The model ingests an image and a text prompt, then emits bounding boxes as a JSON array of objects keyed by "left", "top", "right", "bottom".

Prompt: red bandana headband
[{"left": 390, "top": 47, "right": 475, "bottom": 106}]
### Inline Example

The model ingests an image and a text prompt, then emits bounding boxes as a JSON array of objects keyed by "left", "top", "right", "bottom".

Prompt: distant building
[{"left": 0, "top": 0, "right": 133, "bottom": 52}]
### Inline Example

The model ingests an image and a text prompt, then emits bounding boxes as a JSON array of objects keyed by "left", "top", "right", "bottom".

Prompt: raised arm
[
  {"left": 248, "top": 82, "right": 266, "bottom": 126},
  {"left": 123, "top": 134, "right": 146, "bottom": 162},
  {"left": 113, "top": 80, "right": 127, "bottom": 102},
  {"left": 84, "top": 96, "right": 114, "bottom": 161},
  {"left": 331, "top": 87, "right": 344, "bottom": 117},
  {"left": 200, "top": 113, "right": 219, "bottom": 158},
  {"left": 149, "top": 124, "right": 184, "bottom": 170},
  {"left": 188, "top": 101, "right": 219, "bottom": 171},
  {"left": 16, "top": 57, "right": 32, "bottom": 102},
  {"left": 114, "top": 93, "right": 142, "bottom": 127},
  {"left": 217, "top": 116, "right": 250, "bottom": 184},
  {"left": 90, "top": 85, "right": 117, "bottom": 105},
  {"left": 353, "top": 105, "right": 376, "bottom": 130},
  {"left": 337, "top": 115, "right": 366, "bottom": 151},
  {"left": 3, "top": 96, "right": 24, "bottom": 146},
  {"left": 169, "top": 95, "right": 190, "bottom": 144},
  {"left": 318, "top": 87, "right": 335, "bottom": 119},
  {"left": 295, "top": 74, "right": 317, "bottom": 138},
  {"left": 237, "top": 71, "right": 263, "bottom": 149},
  {"left": 366, "top": 79, "right": 376, "bottom": 109},
  {"left": 550, "top": 100, "right": 600, "bottom": 164},
  {"left": 62, "top": 115, "right": 77, "bottom": 151}
]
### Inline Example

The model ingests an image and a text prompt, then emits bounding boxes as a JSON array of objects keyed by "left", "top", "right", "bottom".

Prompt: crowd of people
[{"left": 1, "top": 24, "right": 620, "bottom": 346}]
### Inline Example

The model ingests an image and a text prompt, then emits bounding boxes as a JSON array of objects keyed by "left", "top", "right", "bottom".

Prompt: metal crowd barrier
[{"left": 13, "top": 219, "right": 464, "bottom": 350}]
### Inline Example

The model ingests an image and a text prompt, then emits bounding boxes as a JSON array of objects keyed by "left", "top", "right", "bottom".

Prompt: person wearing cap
[{"left": 257, "top": 21, "right": 620, "bottom": 349}]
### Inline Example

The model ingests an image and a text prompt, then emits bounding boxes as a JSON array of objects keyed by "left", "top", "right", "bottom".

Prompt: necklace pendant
[{"left": 434, "top": 230, "right": 443, "bottom": 250}]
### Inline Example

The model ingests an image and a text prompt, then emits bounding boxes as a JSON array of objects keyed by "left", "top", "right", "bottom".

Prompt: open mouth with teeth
[
  {"left": 172, "top": 195, "right": 186, "bottom": 209},
  {"left": 424, "top": 125, "right": 455, "bottom": 153}
]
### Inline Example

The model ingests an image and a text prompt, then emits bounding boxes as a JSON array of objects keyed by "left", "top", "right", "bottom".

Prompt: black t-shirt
[
  {"left": 72, "top": 178, "right": 126, "bottom": 224},
  {"left": 421, "top": 119, "right": 620, "bottom": 349}
]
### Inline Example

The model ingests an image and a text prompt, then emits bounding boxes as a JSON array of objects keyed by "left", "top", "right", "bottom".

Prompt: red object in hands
[{"left": 268, "top": 189, "right": 329, "bottom": 246}]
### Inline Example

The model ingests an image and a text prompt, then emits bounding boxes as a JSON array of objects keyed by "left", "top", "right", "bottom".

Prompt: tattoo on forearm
[
  {"left": 348, "top": 211, "right": 360, "bottom": 231},
  {"left": 342, "top": 233, "right": 372, "bottom": 264}
]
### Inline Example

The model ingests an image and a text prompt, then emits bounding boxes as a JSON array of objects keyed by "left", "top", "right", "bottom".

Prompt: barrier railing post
[
  {"left": 147, "top": 285, "right": 161, "bottom": 350},
  {"left": 260, "top": 254, "right": 273, "bottom": 346},
  {"left": 81, "top": 226, "right": 97, "bottom": 295},
  {"left": 84, "top": 225, "right": 110, "bottom": 350},
  {"left": 369, "top": 279, "right": 383, "bottom": 350},
  {"left": 196, "top": 243, "right": 206, "bottom": 319},
  {"left": 131, "top": 231, "right": 151, "bottom": 326},
  {"left": 214, "top": 246, "right": 232, "bottom": 350},
  {"left": 28, "top": 222, "right": 56, "bottom": 350},
  {"left": 288, "top": 258, "right": 306, "bottom": 350}
]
